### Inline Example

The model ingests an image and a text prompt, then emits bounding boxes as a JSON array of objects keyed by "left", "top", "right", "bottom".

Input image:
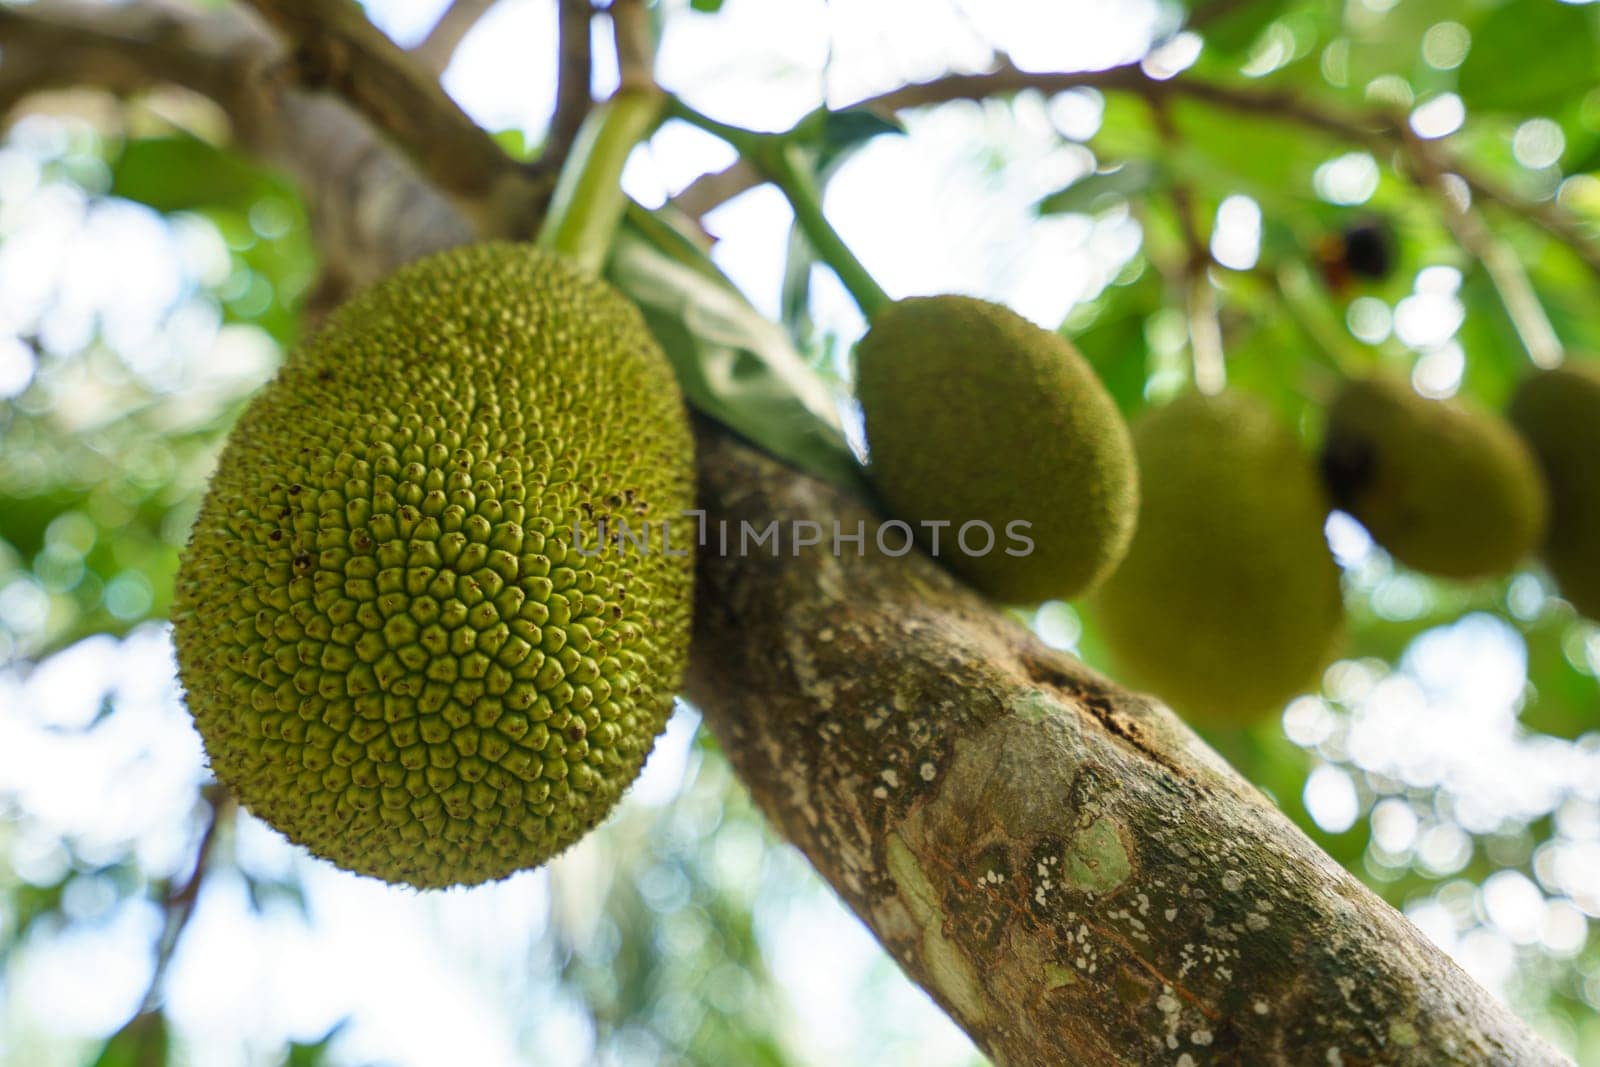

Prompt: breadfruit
[
  {"left": 1320, "top": 376, "right": 1546, "bottom": 579},
  {"left": 173, "top": 243, "right": 695, "bottom": 888},
  {"left": 1508, "top": 361, "right": 1600, "bottom": 619},
  {"left": 855, "top": 295, "right": 1138, "bottom": 603},
  {"left": 1091, "top": 392, "right": 1344, "bottom": 727}
]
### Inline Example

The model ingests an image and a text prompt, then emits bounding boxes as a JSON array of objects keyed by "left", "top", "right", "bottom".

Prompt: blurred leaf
[
  {"left": 491, "top": 127, "right": 538, "bottom": 160},
  {"left": 91, "top": 1012, "right": 169, "bottom": 1067},
  {"left": 690, "top": 0, "right": 724, "bottom": 11},
  {"left": 1457, "top": 0, "right": 1600, "bottom": 113},
  {"left": 243, "top": 870, "right": 310, "bottom": 918},
  {"left": 1186, "top": 0, "right": 1292, "bottom": 55},
  {"left": 1567, "top": 135, "right": 1600, "bottom": 175},
  {"left": 1037, "top": 161, "right": 1162, "bottom": 215},
  {"left": 285, "top": 1020, "right": 349, "bottom": 1067},
  {"left": 111, "top": 136, "right": 287, "bottom": 214},
  {"left": 609, "top": 207, "right": 866, "bottom": 493},
  {"left": 820, "top": 108, "right": 904, "bottom": 153},
  {"left": 1069, "top": 274, "right": 1160, "bottom": 416}
]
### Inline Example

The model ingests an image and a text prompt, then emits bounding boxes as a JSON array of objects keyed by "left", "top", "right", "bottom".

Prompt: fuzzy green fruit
[
  {"left": 1091, "top": 392, "right": 1344, "bottom": 727},
  {"left": 174, "top": 243, "right": 696, "bottom": 888},
  {"left": 1508, "top": 361, "right": 1600, "bottom": 619},
  {"left": 1320, "top": 376, "right": 1546, "bottom": 579},
  {"left": 855, "top": 295, "right": 1138, "bottom": 603}
]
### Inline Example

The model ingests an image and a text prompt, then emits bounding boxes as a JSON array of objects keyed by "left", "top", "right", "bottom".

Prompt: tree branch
[
  {"left": 683, "top": 424, "right": 1564, "bottom": 1067},
  {"left": 547, "top": 0, "right": 595, "bottom": 168},
  {"left": 608, "top": 0, "right": 654, "bottom": 92},
  {"left": 140, "top": 785, "right": 233, "bottom": 1014},
  {"left": 672, "top": 158, "right": 762, "bottom": 220},
  {"left": 411, "top": 0, "right": 497, "bottom": 78},
  {"left": 1400, "top": 128, "right": 1566, "bottom": 367},
  {"left": 0, "top": 0, "right": 474, "bottom": 311},
  {"left": 857, "top": 64, "right": 1600, "bottom": 279},
  {"left": 239, "top": 0, "right": 546, "bottom": 236}
]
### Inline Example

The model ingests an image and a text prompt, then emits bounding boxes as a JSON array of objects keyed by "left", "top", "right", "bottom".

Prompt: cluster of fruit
[
  {"left": 857, "top": 294, "right": 1600, "bottom": 730},
  {"left": 171, "top": 241, "right": 1595, "bottom": 889}
]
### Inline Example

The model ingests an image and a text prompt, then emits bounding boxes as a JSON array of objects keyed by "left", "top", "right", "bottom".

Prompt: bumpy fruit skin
[
  {"left": 173, "top": 243, "right": 695, "bottom": 888},
  {"left": 1321, "top": 376, "right": 1546, "bottom": 579},
  {"left": 855, "top": 295, "right": 1138, "bottom": 603},
  {"left": 1091, "top": 392, "right": 1344, "bottom": 728},
  {"left": 1508, "top": 362, "right": 1600, "bottom": 619}
]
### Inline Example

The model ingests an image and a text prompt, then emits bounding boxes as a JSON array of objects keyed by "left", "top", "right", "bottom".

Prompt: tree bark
[
  {"left": 0, "top": 4, "right": 1572, "bottom": 1064},
  {"left": 683, "top": 425, "right": 1564, "bottom": 1066}
]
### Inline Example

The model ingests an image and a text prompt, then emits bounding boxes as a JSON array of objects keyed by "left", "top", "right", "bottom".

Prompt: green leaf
[
  {"left": 1186, "top": 0, "right": 1291, "bottom": 55},
  {"left": 1037, "top": 161, "right": 1162, "bottom": 215},
  {"left": 91, "top": 1013, "right": 169, "bottom": 1067},
  {"left": 110, "top": 136, "right": 288, "bottom": 214},
  {"left": 608, "top": 208, "right": 866, "bottom": 493},
  {"left": 690, "top": 0, "right": 724, "bottom": 10},
  {"left": 285, "top": 1021, "right": 349, "bottom": 1067},
  {"left": 1564, "top": 133, "right": 1600, "bottom": 175},
  {"left": 821, "top": 108, "right": 904, "bottom": 154},
  {"left": 1457, "top": 0, "right": 1600, "bottom": 113}
]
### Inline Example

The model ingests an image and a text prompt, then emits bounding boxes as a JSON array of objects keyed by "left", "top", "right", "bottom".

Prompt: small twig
[
  {"left": 139, "top": 785, "right": 234, "bottom": 1015},
  {"left": 411, "top": 0, "right": 497, "bottom": 78},
  {"left": 1187, "top": 274, "right": 1227, "bottom": 395},
  {"left": 672, "top": 158, "right": 763, "bottom": 219},
  {"left": 1268, "top": 262, "right": 1364, "bottom": 380},
  {"left": 544, "top": 0, "right": 594, "bottom": 169},
  {"left": 669, "top": 98, "right": 890, "bottom": 317},
  {"left": 1185, "top": 0, "right": 1256, "bottom": 30},
  {"left": 1152, "top": 99, "right": 1226, "bottom": 394},
  {"left": 609, "top": 0, "right": 654, "bottom": 92},
  {"left": 1402, "top": 130, "right": 1565, "bottom": 368},
  {"left": 855, "top": 66, "right": 1600, "bottom": 279}
]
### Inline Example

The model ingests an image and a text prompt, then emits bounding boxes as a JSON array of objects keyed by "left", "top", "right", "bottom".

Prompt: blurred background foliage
[{"left": 1, "top": 0, "right": 1599, "bottom": 1063}]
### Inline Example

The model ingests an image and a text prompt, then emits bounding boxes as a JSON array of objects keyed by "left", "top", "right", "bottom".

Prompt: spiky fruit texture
[
  {"left": 1321, "top": 376, "right": 1546, "bottom": 579},
  {"left": 174, "top": 243, "right": 695, "bottom": 888},
  {"left": 855, "top": 295, "right": 1138, "bottom": 603},
  {"left": 1508, "top": 361, "right": 1600, "bottom": 619},
  {"left": 1091, "top": 392, "right": 1344, "bottom": 728}
]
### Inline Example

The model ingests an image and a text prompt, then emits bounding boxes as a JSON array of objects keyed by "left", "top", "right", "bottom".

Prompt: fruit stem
[
  {"left": 667, "top": 98, "right": 892, "bottom": 319},
  {"left": 1187, "top": 274, "right": 1227, "bottom": 395},
  {"left": 537, "top": 88, "right": 665, "bottom": 274}
]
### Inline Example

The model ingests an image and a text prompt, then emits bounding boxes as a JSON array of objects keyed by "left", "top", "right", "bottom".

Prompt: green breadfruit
[
  {"left": 855, "top": 295, "right": 1138, "bottom": 603},
  {"left": 1091, "top": 392, "right": 1344, "bottom": 727},
  {"left": 173, "top": 243, "right": 696, "bottom": 888},
  {"left": 1320, "top": 376, "right": 1547, "bottom": 579},
  {"left": 1508, "top": 361, "right": 1600, "bottom": 619}
]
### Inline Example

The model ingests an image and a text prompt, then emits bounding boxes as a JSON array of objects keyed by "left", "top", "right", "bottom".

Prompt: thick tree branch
[
  {"left": 411, "top": 0, "right": 497, "bottom": 78},
  {"left": 683, "top": 426, "right": 1564, "bottom": 1067},
  {"left": 239, "top": 0, "right": 546, "bottom": 236},
  {"left": 0, "top": 0, "right": 471, "bottom": 308}
]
